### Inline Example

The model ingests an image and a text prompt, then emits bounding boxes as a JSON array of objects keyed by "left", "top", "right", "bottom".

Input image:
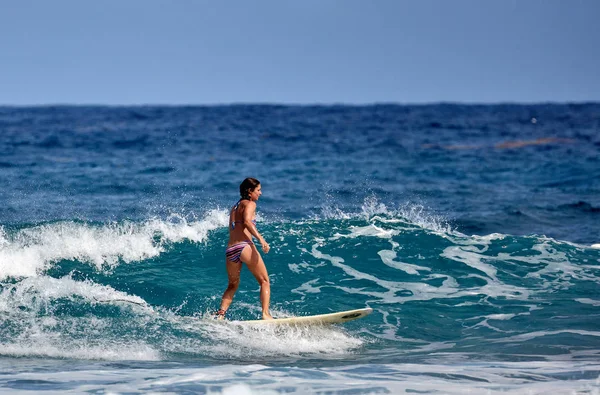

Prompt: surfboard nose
[{"left": 341, "top": 308, "right": 372, "bottom": 321}]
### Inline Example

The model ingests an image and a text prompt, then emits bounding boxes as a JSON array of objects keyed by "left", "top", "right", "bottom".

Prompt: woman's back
[{"left": 228, "top": 200, "right": 255, "bottom": 243}]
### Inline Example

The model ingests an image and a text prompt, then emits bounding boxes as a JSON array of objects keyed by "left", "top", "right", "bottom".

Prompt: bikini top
[{"left": 230, "top": 199, "right": 256, "bottom": 230}]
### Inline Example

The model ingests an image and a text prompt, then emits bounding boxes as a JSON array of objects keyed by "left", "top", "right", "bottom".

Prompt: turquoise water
[{"left": 1, "top": 104, "right": 599, "bottom": 393}]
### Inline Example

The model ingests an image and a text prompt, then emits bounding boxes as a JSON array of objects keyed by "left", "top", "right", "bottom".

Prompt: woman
[{"left": 217, "top": 178, "right": 272, "bottom": 320}]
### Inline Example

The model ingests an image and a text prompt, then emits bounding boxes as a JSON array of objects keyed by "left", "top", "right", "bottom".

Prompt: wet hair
[{"left": 239, "top": 177, "right": 260, "bottom": 200}]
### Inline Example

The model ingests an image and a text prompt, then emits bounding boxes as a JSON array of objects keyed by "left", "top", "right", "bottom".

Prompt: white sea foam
[
  {"left": 317, "top": 195, "right": 452, "bottom": 234},
  {"left": 2, "top": 361, "right": 598, "bottom": 394},
  {"left": 333, "top": 223, "right": 399, "bottom": 240},
  {"left": 291, "top": 278, "right": 321, "bottom": 294},
  {"left": 308, "top": 243, "right": 529, "bottom": 305},
  {"left": 0, "top": 274, "right": 162, "bottom": 361},
  {"left": 485, "top": 313, "right": 517, "bottom": 320},
  {"left": 0, "top": 209, "right": 229, "bottom": 280},
  {"left": 439, "top": 235, "right": 600, "bottom": 298},
  {"left": 0, "top": 342, "right": 160, "bottom": 361},
  {"left": 576, "top": 298, "right": 600, "bottom": 306},
  {"left": 441, "top": 245, "right": 498, "bottom": 280},
  {"left": 167, "top": 314, "right": 365, "bottom": 360},
  {"left": 494, "top": 329, "right": 600, "bottom": 343},
  {"left": 496, "top": 239, "right": 600, "bottom": 291},
  {"left": 462, "top": 313, "right": 526, "bottom": 333},
  {"left": 0, "top": 275, "right": 149, "bottom": 313},
  {"left": 330, "top": 223, "right": 431, "bottom": 275},
  {"left": 0, "top": 270, "right": 366, "bottom": 362},
  {"left": 378, "top": 249, "right": 430, "bottom": 275},
  {"left": 360, "top": 196, "right": 451, "bottom": 233},
  {"left": 300, "top": 206, "right": 597, "bottom": 314}
]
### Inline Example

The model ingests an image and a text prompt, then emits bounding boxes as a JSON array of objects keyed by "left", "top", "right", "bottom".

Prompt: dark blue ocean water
[{"left": 1, "top": 104, "right": 599, "bottom": 393}]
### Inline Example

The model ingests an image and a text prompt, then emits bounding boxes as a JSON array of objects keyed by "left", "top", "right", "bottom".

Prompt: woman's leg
[
  {"left": 241, "top": 245, "right": 272, "bottom": 319},
  {"left": 219, "top": 258, "right": 243, "bottom": 315}
]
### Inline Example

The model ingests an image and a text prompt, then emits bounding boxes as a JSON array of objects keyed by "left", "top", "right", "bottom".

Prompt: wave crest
[
  {"left": 317, "top": 195, "right": 452, "bottom": 234},
  {"left": 0, "top": 209, "right": 228, "bottom": 280}
]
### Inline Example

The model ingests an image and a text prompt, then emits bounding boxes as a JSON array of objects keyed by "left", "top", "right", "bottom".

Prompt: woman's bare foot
[
  {"left": 262, "top": 313, "right": 274, "bottom": 320},
  {"left": 215, "top": 309, "right": 226, "bottom": 320}
]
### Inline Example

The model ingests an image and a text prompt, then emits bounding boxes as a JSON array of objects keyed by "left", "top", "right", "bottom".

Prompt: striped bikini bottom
[{"left": 225, "top": 241, "right": 253, "bottom": 263}]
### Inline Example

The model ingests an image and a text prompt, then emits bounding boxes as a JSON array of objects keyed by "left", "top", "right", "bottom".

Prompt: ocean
[{"left": 0, "top": 104, "right": 599, "bottom": 394}]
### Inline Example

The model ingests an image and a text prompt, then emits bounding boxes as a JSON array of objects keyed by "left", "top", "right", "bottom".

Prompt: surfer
[{"left": 217, "top": 177, "right": 273, "bottom": 320}]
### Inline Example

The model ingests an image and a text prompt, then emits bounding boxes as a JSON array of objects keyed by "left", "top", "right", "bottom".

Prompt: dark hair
[{"left": 239, "top": 177, "right": 260, "bottom": 200}]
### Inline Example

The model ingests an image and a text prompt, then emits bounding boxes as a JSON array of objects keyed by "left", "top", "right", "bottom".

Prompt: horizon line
[{"left": 1, "top": 100, "right": 599, "bottom": 108}]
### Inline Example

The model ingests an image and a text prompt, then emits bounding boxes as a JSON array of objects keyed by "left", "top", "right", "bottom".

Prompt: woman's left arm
[{"left": 243, "top": 202, "right": 270, "bottom": 253}]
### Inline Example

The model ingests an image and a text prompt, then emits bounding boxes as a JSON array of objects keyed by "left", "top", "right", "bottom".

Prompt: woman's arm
[{"left": 243, "top": 201, "right": 270, "bottom": 253}]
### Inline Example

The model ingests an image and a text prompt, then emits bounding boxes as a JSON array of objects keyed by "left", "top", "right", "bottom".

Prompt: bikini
[{"left": 225, "top": 199, "right": 256, "bottom": 264}]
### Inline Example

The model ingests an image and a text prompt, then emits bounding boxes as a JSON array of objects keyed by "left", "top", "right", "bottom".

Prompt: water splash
[{"left": 0, "top": 209, "right": 228, "bottom": 280}]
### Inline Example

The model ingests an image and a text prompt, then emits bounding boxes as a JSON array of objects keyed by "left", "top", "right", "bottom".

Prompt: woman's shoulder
[{"left": 240, "top": 200, "right": 256, "bottom": 208}]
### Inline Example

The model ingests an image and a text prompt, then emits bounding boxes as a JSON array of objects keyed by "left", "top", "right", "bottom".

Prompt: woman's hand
[{"left": 261, "top": 239, "right": 270, "bottom": 254}]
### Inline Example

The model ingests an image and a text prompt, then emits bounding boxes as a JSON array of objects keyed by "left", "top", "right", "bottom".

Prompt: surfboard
[{"left": 236, "top": 307, "right": 373, "bottom": 326}]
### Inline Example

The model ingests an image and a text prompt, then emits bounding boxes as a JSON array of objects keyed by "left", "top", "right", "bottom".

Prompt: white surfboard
[{"left": 236, "top": 307, "right": 373, "bottom": 326}]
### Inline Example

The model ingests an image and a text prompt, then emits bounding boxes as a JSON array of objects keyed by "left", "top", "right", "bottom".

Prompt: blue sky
[{"left": 1, "top": 0, "right": 599, "bottom": 105}]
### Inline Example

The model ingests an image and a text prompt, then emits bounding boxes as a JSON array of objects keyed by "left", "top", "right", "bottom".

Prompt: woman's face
[{"left": 249, "top": 184, "right": 262, "bottom": 201}]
